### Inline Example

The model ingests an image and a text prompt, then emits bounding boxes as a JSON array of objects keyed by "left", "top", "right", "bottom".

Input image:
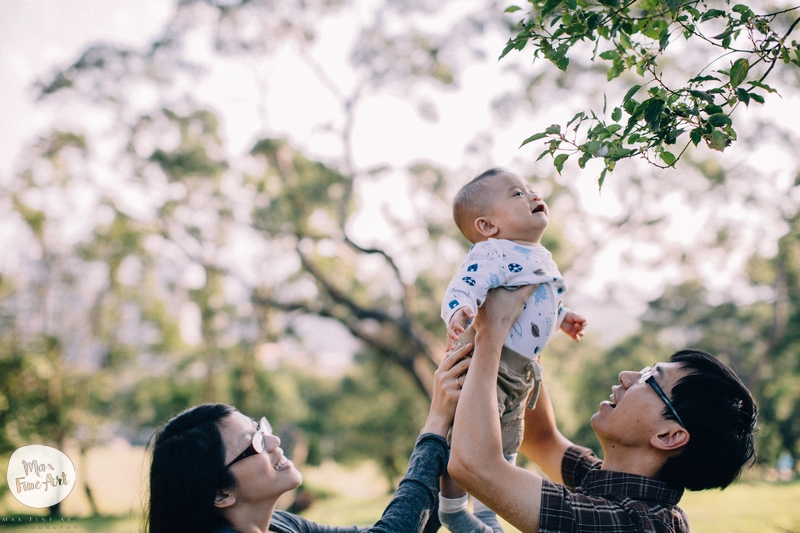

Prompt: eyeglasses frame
[
  {"left": 638, "top": 367, "right": 686, "bottom": 428},
  {"left": 222, "top": 416, "right": 273, "bottom": 471}
]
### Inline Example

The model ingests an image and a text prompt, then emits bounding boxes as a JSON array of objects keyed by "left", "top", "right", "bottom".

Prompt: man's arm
[
  {"left": 448, "top": 287, "right": 544, "bottom": 533},
  {"left": 518, "top": 383, "right": 573, "bottom": 485}
]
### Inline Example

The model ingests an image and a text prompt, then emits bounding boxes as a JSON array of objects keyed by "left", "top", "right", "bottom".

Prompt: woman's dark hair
[
  {"left": 659, "top": 350, "right": 758, "bottom": 491},
  {"left": 146, "top": 403, "right": 237, "bottom": 533}
]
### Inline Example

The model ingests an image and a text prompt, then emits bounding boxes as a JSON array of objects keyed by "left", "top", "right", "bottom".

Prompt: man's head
[
  {"left": 453, "top": 168, "right": 549, "bottom": 245},
  {"left": 593, "top": 349, "right": 757, "bottom": 491},
  {"left": 659, "top": 349, "right": 757, "bottom": 490}
]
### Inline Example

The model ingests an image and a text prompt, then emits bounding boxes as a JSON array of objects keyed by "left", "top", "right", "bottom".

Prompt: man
[{"left": 448, "top": 287, "right": 757, "bottom": 532}]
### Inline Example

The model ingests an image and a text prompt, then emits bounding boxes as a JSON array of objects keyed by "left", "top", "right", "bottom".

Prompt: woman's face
[{"left": 219, "top": 411, "right": 302, "bottom": 505}]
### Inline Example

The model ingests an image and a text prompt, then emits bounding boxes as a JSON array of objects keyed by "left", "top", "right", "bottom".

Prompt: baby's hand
[
  {"left": 560, "top": 311, "right": 587, "bottom": 342},
  {"left": 446, "top": 307, "right": 475, "bottom": 351}
]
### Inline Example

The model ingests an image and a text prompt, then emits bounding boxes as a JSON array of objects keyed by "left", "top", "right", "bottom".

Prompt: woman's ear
[
  {"left": 474, "top": 217, "right": 499, "bottom": 238},
  {"left": 214, "top": 490, "right": 236, "bottom": 509}
]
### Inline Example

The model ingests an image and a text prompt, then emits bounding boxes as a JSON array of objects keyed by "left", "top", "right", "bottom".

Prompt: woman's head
[{"left": 147, "top": 403, "right": 302, "bottom": 533}]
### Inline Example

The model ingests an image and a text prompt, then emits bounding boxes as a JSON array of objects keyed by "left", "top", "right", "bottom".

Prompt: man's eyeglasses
[
  {"left": 638, "top": 367, "right": 686, "bottom": 428},
  {"left": 223, "top": 417, "right": 273, "bottom": 471}
]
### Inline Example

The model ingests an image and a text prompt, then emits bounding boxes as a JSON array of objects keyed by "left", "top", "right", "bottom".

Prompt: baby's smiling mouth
[{"left": 532, "top": 204, "right": 546, "bottom": 214}]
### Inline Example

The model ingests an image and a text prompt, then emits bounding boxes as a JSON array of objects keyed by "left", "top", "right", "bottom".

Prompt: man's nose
[{"left": 618, "top": 370, "right": 639, "bottom": 387}]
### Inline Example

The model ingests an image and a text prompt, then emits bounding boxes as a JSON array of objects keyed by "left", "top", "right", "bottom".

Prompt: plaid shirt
[{"left": 539, "top": 446, "right": 688, "bottom": 533}]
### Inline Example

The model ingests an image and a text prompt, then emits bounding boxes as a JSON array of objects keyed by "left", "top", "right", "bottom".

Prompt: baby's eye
[{"left": 512, "top": 191, "right": 524, "bottom": 197}]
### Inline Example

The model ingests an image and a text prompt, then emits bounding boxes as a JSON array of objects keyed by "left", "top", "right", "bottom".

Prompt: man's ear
[
  {"left": 474, "top": 217, "right": 499, "bottom": 238},
  {"left": 214, "top": 490, "right": 236, "bottom": 509},
  {"left": 651, "top": 426, "right": 690, "bottom": 452}
]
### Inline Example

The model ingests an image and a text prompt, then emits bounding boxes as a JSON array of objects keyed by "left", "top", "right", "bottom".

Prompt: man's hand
[
  {"left": 446, "top": 307, "right": 475, "bottom": 351},
  {"left": 472, "top": 286, "right": 537, "bottom": 342},
  {"left": 560, "top": 311, "right": 587, "bottom": 342}
]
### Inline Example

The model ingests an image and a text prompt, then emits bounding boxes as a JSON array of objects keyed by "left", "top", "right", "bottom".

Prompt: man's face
[
  {"left": 481, "top": 172, "right": 549, "bottom": 245},
  {"left": 591, "top": 362, "right": 687, "bottom": 448}
]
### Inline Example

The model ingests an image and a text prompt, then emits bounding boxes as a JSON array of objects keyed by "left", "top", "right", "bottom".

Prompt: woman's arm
[
  {"left": 448, "top": 287, "right": 544, "bottom": 533},
  {"left": 277, "top": 346, "right": 474, "bottom": 533}
]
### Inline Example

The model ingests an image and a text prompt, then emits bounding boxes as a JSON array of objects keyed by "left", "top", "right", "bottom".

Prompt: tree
[{"left": 503, "top": 1, "right": 800, "bottom": 186}]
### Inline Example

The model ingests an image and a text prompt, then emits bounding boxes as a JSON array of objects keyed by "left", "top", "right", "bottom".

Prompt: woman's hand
[{"left": 421, "top": 343, "right": 473, "bottom": 437}]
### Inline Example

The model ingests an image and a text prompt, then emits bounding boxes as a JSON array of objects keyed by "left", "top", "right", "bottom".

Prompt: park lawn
[
  {"left": 301, "top": 477, "right": 800, "bottom": 533},
  {"left": 680, "top": 479, "right": 800, "bottom": 533},
  {"left": 3, "top": 456, "right": 799, "bottom": 533}
]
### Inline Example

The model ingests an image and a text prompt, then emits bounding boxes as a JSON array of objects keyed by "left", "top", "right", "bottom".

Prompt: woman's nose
[{"left": 264, "top": 434, "right": 280, "bottom": 452}]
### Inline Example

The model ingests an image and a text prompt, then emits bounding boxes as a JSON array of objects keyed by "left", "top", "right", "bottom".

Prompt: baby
[{"left": 438, "top": 168, "right": 586, "bottom": 533}]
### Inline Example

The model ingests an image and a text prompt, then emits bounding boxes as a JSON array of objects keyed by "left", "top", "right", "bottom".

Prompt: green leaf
[
  {"left": 729, "top": 58, "right": 749, "bottom": 88},
  {"left": 622, "top": 84, "right": 641, "bottom": 104},
  {"left": 658, "top": 28, "right": 670, "bottom": 51},
  {"left": 545, "top": 124, "right": 562, "bottom": 135},
  {"left": 688, "top": 75, "right": 721, "bottom": 83},
  {"left": 520, "top": 132, "right": 548, "bottom": 147},
  {"left": 541, "top": 0, "right": 561, "bottom": 17},
  {"left": 643, "top": 99, "right": 665, "bottom": 129},
  {"left": 708, "top": 130, "right": 731, "bottom": 151},
  {"left": 690, "top": 128, "right": 702, "bottom": 146},
  {"left": 598, "top": 168, "right": 607, "bottom": 191},
  {"left": 611, "top": 107, "right": 622, "bottom": 122},
  {"left": 689, "top": 90, "right": 714, "bottom": 103},
  {"left": 701, "top": 9, "right": 727, "bottom": 21},
  {"left": 504, "top": 5, "right": 522, "bottom": 12},
  {"left": 660, "top": 151, "right": 677, "bottom": 166},
  {"left": 748, "top": 81, "right": 777, "bottom": 93},
  {"left": 499, "top": 39, "right": 517, "bottom": 59},
  {"left": 732, "top": 4, "right": 754, "bottom": 18},
  {"left": 586, "top": 140, "right": 602, "bottom": 154},
  {"left": 736, "top": 88, "right": 750, "bottom": 106},
  {"left": 566, "top": 111, "right": 586, "bottom": 128},
  {"left": 599, "top": 50, "right": 619, "bottom": 60},
  {"left": 553, "top": 153, "right": 569, "bottom": 174},
  {"left": 666, "top": 0, "right": 683, "bottom": 12},
  {"left": 707, "top": 113, "right": 732, "bottom": 127},
  {"left": 750, "top": 93, "right": 765, "bottom": 104}
]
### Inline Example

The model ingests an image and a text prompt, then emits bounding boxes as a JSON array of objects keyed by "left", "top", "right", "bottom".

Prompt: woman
[{"left": 146, "top": 344, "right": 472, "bottom": 533}]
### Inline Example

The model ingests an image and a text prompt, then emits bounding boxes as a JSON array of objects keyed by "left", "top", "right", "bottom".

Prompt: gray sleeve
[
  {"left": 365, "top": 433, "right": 449, "bottom": 533},
  {"left": 275, "top": 434, "right": 448, "bottom": 533}
]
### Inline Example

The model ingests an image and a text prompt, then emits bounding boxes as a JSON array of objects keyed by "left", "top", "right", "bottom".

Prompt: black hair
[
  {"left": 659, "top": 350, "right": 758, "bottom": 491},
  {"left": 146, "top": 403, "right": 237, "bottom": 533},
  {"left": 453, "top": 167, "right": 511, "bottom": 243}
]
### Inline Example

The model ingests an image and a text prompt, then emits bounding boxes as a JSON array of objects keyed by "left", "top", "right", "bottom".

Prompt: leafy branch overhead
[{"left": 503, "top": 1, "right": 800, "bottom": 187}]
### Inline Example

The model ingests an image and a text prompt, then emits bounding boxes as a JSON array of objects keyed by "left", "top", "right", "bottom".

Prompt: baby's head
[{"left": 453, "top": 168, "right": 549, "bottom": 245}]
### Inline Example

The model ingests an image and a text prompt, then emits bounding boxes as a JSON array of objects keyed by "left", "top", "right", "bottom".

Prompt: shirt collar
[{"left": 575, "top": 469, "right": 684, "bottom": 506}]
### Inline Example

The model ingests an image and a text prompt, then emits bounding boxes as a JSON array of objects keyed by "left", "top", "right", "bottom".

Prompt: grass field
[
  {"left": 299, "top": 480, "right": 800, "bottom": 533},
  {"left": 2, "top": 451, "right": 800, "bottom": 532}
]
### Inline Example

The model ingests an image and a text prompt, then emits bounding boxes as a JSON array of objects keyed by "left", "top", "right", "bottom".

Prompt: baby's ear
[{"left": 474, "top": 217, "right": 499, "bottom": 238}]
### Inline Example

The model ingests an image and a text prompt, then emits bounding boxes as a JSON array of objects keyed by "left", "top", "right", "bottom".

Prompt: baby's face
[{"left": 482, "top": 172, "right": 549, "bottom": 245}]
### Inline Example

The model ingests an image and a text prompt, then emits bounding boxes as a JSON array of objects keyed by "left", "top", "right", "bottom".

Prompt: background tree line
[{"left": 1, "top": 0, "right": 799, "bottom": 515}]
